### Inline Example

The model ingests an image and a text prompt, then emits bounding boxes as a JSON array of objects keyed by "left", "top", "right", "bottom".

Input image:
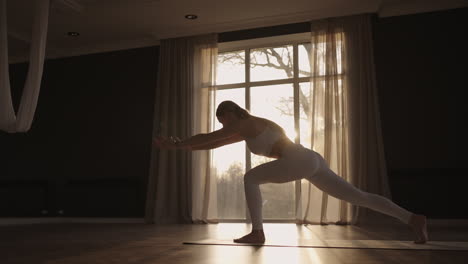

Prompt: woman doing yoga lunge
[{"left": 153, "top": 100, "right": 429, "bottom": 244}]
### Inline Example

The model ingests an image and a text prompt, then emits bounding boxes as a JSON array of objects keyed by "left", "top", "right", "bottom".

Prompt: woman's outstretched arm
[
  {"left": 177, "top": 126, "right": 239, "bottom": 149},
  {"left": 153, "top": 126, "right": 241, "bottom": 150},
  {"left": 190, "top": 134, "right": 244, "bottom": 150}
]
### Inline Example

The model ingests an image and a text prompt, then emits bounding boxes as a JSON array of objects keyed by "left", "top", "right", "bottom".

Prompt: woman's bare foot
[
  {"left": 233, "top": 229, "right": 265, "bottom": 244},
  {"left": 409, "top": 214, "right": 428, "bottom": 244}
]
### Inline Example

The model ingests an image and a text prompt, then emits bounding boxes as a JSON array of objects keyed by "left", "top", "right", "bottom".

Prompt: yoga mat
[{"left": 183, "top": 239, "right": 468, "bottom": 251}]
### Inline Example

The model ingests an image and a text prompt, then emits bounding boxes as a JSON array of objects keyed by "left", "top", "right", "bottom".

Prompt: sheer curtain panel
[
  {"left": 145, "top": 34, "right": 218, "bottom": 224},
  {"left": 297, "top": 14, "right": 390, "bottom": 225}
]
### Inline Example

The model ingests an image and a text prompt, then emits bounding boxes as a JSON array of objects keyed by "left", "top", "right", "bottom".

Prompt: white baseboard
[{"left": 0, "top": 217, "right": 145, "bottom": 226}]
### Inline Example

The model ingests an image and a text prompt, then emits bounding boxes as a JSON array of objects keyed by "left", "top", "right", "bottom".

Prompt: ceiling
[{"left": 5, "top": 0, "right": 468, "bottom": 63}]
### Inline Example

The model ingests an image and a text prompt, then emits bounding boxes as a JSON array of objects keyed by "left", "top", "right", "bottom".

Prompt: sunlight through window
[{"left": 214, "top": 35, "right": 344, "bottom": 221}]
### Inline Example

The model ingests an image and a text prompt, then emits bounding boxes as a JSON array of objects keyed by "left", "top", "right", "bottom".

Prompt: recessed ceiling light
[
  {"left": 67, "top": 32, "right": 80, "bottom": 37},
  {"left": 185, "top": 14, "right": 198, "bottom": 20}
]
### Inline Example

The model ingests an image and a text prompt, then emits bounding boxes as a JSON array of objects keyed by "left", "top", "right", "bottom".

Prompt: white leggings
[{"left": 244, "top": 144, "right": 413, "bottom": 230}]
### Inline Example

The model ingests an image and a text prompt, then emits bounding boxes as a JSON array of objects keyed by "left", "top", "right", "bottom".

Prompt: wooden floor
[{"left": 1, "top": 221, "right": 468, "bottom": 264}]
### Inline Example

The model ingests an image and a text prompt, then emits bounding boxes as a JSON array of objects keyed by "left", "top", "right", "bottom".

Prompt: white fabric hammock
[{"left": 0, "top": 0, "right": 49, "bottom": 133}]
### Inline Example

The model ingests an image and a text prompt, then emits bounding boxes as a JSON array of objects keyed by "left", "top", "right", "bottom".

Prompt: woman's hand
[{"left": 153, "top": 136, "right": 180, "bottom": 149}]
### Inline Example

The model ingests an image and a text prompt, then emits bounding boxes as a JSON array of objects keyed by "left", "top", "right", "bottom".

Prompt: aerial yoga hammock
[{"left": 0, "top": 0, "right": 49, "bottom": 133}]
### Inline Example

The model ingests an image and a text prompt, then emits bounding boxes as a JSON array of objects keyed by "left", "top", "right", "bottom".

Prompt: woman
[{"left": 153, "top": 100, "right": 429, "bottom": 244}]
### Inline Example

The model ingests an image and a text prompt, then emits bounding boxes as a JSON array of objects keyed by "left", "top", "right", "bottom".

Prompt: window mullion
[
  {"left": 245, "top": 48, "right": 252, "bottom": 222},
  {"left": 293, "top": 44, "right": 302, "bottom": 220},
  {"left": 293, "top": 44, "right": 300, "bottom": 144}
]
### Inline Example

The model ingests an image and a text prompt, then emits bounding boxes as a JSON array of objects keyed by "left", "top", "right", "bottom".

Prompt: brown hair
[{"left": 216, "top": 100, "right": 250, "bottom": 119}]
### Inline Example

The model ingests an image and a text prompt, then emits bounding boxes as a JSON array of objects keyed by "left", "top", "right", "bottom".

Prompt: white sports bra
[{"left": 245, "top": 125, "right": 283, "bottom": 156}]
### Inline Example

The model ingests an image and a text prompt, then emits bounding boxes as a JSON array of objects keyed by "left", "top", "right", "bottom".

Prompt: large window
[{"left": 214, "top": 33, "right": 343, "bottom": 221}]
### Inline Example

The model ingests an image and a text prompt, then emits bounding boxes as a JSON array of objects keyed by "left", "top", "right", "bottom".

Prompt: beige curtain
[
  {"left": 344, "top": 14, "right": 391, "bottom": 223},
  {"left": 145, "top": 34, "right": 217, "bottom": 224},
  {"left": 297, "top": 14, "right": 390, "bottom": 225},
  {"left": 191, "top": 36, "right": 218, "bottom": 223}
]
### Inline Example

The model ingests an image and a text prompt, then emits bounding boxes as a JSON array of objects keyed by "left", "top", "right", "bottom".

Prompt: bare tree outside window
[{"left": 218, "top": 44, "right": 313, "bottom": 118}]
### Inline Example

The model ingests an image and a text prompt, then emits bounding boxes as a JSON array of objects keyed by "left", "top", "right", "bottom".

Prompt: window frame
[{"left": 215, "top": 32, "right": 344, "bottom": 222}]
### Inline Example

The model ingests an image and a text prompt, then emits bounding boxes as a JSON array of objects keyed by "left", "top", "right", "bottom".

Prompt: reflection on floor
[{"left": 1, "top": 222, "right": 468, "bottom": 264}]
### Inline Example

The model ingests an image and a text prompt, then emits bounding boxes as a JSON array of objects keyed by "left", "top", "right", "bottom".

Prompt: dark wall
[
  {"left": 373, "top": 8, "right": 468, "bottom": 218},
  {"left": 373, "top": 8, "right": 468, "bottom": 169},
  {"left": 0, "top": 47, "right": 158, "bottom": 217}
]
